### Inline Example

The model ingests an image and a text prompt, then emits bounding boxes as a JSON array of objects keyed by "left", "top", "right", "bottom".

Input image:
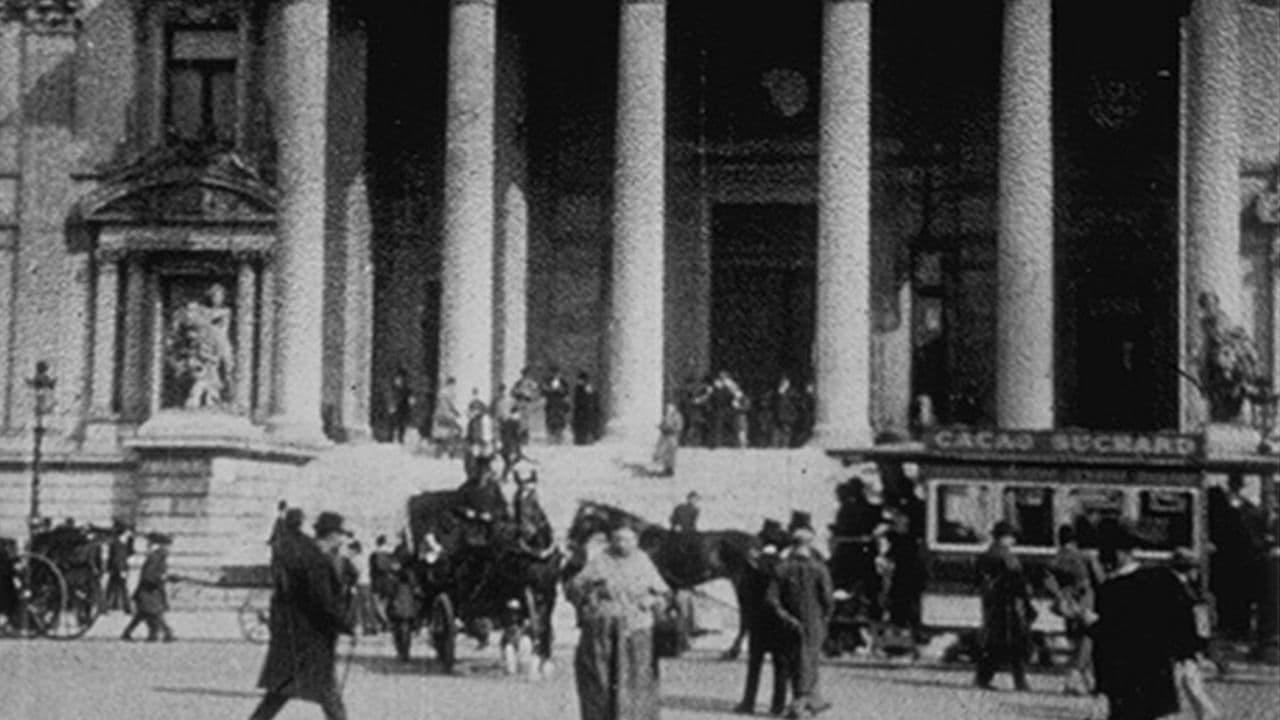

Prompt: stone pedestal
[{"left": 126, "top": 415, "right": 319, "bottom": 579}]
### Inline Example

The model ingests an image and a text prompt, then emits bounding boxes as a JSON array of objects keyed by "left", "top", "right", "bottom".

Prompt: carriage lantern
[{"left": 25, "top": 360, "right": 56, "bottom": 528}]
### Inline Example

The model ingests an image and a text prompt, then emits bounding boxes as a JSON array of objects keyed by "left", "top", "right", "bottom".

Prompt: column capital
[{"left": 1, "top": 0, "right": 82, "bottom": 33}]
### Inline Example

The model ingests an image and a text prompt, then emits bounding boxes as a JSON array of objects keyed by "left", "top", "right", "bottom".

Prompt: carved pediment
[{"left": 76, "top": 141, "right": 278, "bottom": 226}]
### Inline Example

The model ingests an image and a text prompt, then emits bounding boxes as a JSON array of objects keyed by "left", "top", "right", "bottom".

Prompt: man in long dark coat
[
  {"left": 249, "top": 511, "right": 354, "bottom": 720},
  {"left": 572, "top": 371, "right": 600, "bottom": 445},
  {"left": 121, "top": 532, "right": 173, "bottom": 642},
  {"left": 1089, "top": 520, "right": 1198, "bottom": 720},
  {"left": 974, "top": 521, "right": 1033, "bottom": 691},
  {"left": 767, "top": 513, "right": 834, "bottom": 719},
  {"left": 103, "top": 520, "right": 133, "bottom": 614},
  {"left": 735, "top": 519, "right": 791, "bottom": 715}
]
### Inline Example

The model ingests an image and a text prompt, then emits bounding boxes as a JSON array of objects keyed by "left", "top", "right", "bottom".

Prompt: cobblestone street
[{"left": 2, "top": 611, "right": 1277, "bottom": 720}]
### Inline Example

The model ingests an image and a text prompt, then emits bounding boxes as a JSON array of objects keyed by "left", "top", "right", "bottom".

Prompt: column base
[
  {"left": 806, "top": 422, "right": 873, "bottom": 452},
  {"left": 264, "top": 416, "right": 332, "bottom": 450},
  {"left": 601, "top": 419, "right": 656, "bottom": 452},
  {"left": 80, "top": 414, "right": 126, "bottom": 451}
]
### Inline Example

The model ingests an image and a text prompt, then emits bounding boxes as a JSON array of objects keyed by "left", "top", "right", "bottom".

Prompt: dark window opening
[{"left": 165, "top": 28, "right": 238, "bottom": 145}]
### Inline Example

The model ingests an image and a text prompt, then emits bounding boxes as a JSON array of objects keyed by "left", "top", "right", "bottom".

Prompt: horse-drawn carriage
[
  {"left": 0, "top": 522, "right": 111, "bottom": 639},
  {"left": 387, "top": 486, "right": 561, "bottom": 672}
]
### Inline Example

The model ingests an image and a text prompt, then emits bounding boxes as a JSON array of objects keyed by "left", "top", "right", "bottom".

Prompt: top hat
[
  {"left": 111, "top": 517, "right": 131, "bottom": 533},
  {"left": 787, "top": 510, "right": 815, "bottom": 536},
  {"left": 991, "top": 520, "right": 1017, "bottom": 540},
  {"left": 1096, "top": 517, "right": 1145, "bottom": 553},
  {"left": 758, "top": 518, "right": 785, "bottom": 546},
  {"left": 313, "top": 511, "right": 351, "bottom": 539},
  {"left": 145, "top": 531, "right": 173, "bottom": 546}
]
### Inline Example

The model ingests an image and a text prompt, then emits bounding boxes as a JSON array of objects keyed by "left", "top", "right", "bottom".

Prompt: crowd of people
[
  {"left": 382, "top": 365, "right": 604, "bottom": 451},
  {"left": 676, "top": 372, "right": 817, "bottom": 450}
]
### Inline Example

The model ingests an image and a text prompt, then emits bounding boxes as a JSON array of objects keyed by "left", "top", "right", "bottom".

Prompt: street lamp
[{"left": 25, "top": 361, "right": 56, "bottom": 529}]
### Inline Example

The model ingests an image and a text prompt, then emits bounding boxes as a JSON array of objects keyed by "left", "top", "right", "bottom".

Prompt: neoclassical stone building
[{"left": 0, "top": 0, "right": 1276, "bottom": 538}]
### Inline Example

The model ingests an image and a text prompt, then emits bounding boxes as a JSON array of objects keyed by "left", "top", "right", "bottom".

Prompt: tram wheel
[{"left": 430, "top": 594, "right": 457, "bottom": 673}]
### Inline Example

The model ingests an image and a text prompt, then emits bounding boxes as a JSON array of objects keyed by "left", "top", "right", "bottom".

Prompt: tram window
[
  {"left": 1063, "top": 488, "right": 1126, "bottom": 549},
  {"left": 1001, "top": 486, "right": 1055, "bottom": 548},
  {"left": 1135, "top": 490, "right": 1194, "bottom": 551},
  {"left": 934, "top": 482, "right": 994, "bottom": 545}
]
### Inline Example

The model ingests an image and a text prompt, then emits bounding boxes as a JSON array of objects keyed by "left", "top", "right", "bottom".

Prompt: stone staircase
[{"left": 289, "top": 441, "right": 845, "bottom": 547}]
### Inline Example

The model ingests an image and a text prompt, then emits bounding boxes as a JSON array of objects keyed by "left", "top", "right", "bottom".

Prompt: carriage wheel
[
  {"left": 6, "top": 553, "right": 64, "bottom": 638},
  {"left": 237, "top": 587, "right": 272, "bottom": 644},
  {"left": 429, "top": 594, "right": 457, "bottom": 673},
  {"left": 46, "top": 569, "right": 102, "bottom": 640}
]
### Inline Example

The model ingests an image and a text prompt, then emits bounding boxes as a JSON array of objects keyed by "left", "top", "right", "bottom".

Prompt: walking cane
[{"left": 339, "top": 632, "right": 359, "bottom": 695}]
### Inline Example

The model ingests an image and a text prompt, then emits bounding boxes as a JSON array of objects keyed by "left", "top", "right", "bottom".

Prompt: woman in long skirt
[
  {"left": 567, "top": 522, "right": 669, "bottom": 720},
  {"left": 652, "top": 404, "right": 684, "bottom": 477}
]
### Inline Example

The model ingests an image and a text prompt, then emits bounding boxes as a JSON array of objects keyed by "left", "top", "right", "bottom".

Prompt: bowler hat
[
  {"left": 991, "top": 520, "right": 1017, "bottom": 540},
  {"left": 787, "top": 510, "right": 815, "bottom": 536},
  {"left": 146, "top": 531, "right": 173, "bottom": 546},
  {"left": 313, "top": 511, "right": 351, "bottom": 539}
]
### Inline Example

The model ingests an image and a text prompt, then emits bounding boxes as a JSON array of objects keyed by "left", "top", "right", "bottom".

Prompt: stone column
[
  {"left": 121, "top": 257, "right": 148, "bottom": 421},
  {"left": 995, "top": 0, "right": 1054, "bottom": 429},
  {"left": 605, "top": 0, "right": 666, "bottom": 445},
  {"left": 1183, "top": 0, "right": 1242, "bottom": 427},
  {"left": 498, "top": 184, "right": 529, "bottom": 390},
  {"left": 89, "top": 252, "right": 121, "bottom": 418},
  {"left": 440, "top": 0, "right": 498, "bottom": 404},
  {"left": 812, "top": 0, "right": 873, "bottom": 449},
  {"left": 269, "top": 0, "right": 329, "bottom": 442},
  {"left": 234, "top": 260, "right": 258, "bottom": 414}
]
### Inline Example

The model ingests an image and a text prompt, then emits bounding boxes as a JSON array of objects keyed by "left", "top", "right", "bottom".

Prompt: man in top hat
[
  {"left": 121, "top": 531, "right": 173, "bottom": 642},
  {"left": 250, "top": 511, "right": 354, "bottom": 720},
  {"left": 1088, "top": 520, "right": 1199, "bottom": 720},
  {"left": 767, "top": 511, "right": 834, "bottom": 719},
  {"left": 735, "top": 518, "right": 792, "bottom": 715},
  {"left": 974, "top": 520, "right": 1034, "bottom": 691}
]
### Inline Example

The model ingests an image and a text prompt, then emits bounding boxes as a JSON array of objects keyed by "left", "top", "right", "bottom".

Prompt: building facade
[{"left": 0, "top": 0, "right": 1277, "bottom": 537}]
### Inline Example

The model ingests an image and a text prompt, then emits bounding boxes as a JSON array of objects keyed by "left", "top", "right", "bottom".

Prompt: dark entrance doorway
[{"left": 709, "top": 204, "right": 817, "bottom": 407}]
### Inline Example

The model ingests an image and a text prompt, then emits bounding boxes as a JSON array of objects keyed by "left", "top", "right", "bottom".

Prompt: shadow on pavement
[
  {"left": 153, "top": 685, "right": 261, "bottom": 700},
  {"left": 660, "top": 694, "right": 741, "bottom": 715}
]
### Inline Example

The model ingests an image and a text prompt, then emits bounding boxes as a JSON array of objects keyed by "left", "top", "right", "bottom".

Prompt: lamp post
[{"left": 26, "top": 361, "right": 56, "bottom": 529}]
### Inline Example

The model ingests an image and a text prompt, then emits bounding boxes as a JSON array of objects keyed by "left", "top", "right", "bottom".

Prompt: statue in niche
[
  {"left": 165, "top": 282, "right": 234, "bottom": 409},
  {"left": 1196, "top": 291, "right": 1270, "bottom": 424}
]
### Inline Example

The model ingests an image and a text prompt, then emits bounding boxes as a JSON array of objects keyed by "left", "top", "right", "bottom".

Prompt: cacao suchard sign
[{"left": 926, "top": 428, "right": 1202, "bottom": 459}]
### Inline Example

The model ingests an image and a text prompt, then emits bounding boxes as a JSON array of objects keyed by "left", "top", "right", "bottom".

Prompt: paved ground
[{"left": 2, "top": 611, "right": 1277, "bottom": 720}]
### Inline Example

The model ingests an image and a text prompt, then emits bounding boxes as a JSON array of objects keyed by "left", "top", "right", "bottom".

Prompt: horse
[{"left": 565, "top": 499, "right": 760, "bottom": 659}]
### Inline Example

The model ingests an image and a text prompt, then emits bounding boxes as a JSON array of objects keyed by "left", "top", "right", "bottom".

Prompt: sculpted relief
[{"left": 164, "top": 280, "right": 235, "bottom": 410}]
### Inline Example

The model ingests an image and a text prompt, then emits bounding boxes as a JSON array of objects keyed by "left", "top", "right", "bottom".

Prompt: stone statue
[
  {"left": 1196, "top": 292, "right": 1269, "bottom": 423},
  {"left": 166, "top": 282, "right": 233, "bottom": 409}
]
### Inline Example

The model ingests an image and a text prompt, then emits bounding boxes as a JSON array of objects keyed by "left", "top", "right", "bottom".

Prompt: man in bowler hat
[
  {"left": 121, "top": 532, "right": 173, "bottom": 642},
  {"left": 1088, "top": 519, "right": 1198, "bottom": 720},
  {"left": 767, "top": 511, "right": 834, "bottom": 719},
  {"left": 974, "top": 520, "right": 1034, "bottom": 690},
  {"left": 250, "top": 511, "right": 354, "bottom": 720}
]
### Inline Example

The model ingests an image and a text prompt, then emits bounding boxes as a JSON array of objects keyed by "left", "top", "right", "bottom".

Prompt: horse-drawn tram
[{"left": 849, "top": 427, "right": 1277, "bottom": 644}]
